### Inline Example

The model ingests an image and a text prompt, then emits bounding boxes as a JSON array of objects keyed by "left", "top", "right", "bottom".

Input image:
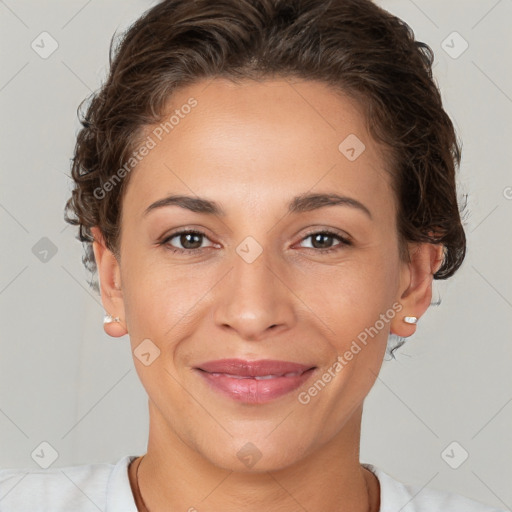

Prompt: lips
[{"left": 195, "top": 359, "right": 316, "bottom": 404}]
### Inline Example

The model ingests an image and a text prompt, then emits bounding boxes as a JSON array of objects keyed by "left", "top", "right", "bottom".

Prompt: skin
[{"left": 91, "top": 78, "right": 443, "bottom": 512}]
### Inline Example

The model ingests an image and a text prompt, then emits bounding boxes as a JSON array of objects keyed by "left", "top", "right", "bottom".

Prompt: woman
[{"left": 0, "top": 0, "right": 504, "bottom": 510}]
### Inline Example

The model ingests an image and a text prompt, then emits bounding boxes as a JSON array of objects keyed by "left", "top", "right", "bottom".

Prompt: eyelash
[{"left": 159, "top": 229, "right": 352, "bottom": 255}]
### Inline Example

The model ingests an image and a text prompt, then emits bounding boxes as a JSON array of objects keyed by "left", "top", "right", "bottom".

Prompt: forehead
[{"left": 124, "top": 78, "right": 394, "bottom": 219}]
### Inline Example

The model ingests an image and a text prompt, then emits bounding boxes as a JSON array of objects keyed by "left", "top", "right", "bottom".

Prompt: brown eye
[
  {"left": 298, "top": 230, "right": 352, "bottom": 253},
  {"left": 161, "top": 230, "right": 212, "bottom": 254}
]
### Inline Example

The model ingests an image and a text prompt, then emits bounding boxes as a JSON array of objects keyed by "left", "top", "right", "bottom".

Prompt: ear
[
  {"left": 90, "top": 226, "right": 128, "bottom": 338},
  {"left": 390, "top": 242, "right": 444, "bottom": 338}
]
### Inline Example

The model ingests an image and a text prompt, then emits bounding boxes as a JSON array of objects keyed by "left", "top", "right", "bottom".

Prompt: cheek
[
  {"left": 297, "top": 249, "right": 401, "bottom": 342},
  {"left": 121, "top": 251, "right": 218, "bottom": 345},
  {"left": 120, "top": 226, "right": 402, "bottom": 352}
]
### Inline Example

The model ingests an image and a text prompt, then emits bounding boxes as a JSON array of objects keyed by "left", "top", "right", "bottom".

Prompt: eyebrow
[{"left": 143, "top": 192, "right": 372, "bottom": 219}]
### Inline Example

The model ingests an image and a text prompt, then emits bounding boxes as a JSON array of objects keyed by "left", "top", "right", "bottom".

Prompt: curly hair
[{"left": 64, "top": 0, "right": 466, "bottom": 293}]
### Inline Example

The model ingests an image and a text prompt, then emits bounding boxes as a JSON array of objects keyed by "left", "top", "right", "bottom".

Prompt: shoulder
[
  {"left": 363, "top": 463, "right": 506, "bottom": 512},
  {"left": 0, "top": 455, "right": 138, "bottom": 512}
]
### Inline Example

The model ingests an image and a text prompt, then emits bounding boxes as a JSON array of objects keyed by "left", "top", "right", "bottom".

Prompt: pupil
[
  {"left": 182, "top": 233, "right": 201, "bottom": 249},
  {"left": 314, "top": 233, "right": 331, "bottom": 249}
]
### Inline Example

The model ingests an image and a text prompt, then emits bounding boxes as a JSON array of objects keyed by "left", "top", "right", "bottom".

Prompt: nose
[{"left": 213, "top": 245, "right": 296, "bottom": 342}]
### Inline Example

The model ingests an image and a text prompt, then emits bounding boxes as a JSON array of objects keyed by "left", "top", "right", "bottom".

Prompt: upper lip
[{"left": 196, "top": 358, "right": 315, "bottom": 377}]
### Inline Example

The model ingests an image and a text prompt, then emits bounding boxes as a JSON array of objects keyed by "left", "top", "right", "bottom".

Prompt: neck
[{"left": 130, "top": 402, "right": 380, "bottom": 512}]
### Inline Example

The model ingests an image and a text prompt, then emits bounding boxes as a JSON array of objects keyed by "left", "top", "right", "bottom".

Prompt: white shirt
[{"left": 0, "top": 455, "right": 505, "bottom": 511}]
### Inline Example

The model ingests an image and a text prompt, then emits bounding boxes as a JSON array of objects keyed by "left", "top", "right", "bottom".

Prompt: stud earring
[
  {"left": 103, "top": 313, "right": 120, "bottom": 324},
  {"left": 403, "top": 316, "right": 418, "bottom": 324}
]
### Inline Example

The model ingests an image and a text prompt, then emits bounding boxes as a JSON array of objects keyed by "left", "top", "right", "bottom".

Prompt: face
[{"left": 101, "top": 78, "right": 416, "bottom": 471}]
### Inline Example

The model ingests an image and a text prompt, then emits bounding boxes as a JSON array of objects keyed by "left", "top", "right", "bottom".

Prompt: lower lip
[{"left": 197, "top": 368, "right": 315, "bottom": 404}]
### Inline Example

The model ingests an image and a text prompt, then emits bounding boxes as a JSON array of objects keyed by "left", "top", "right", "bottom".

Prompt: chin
[{"left": 198, "top": 433, "right": 312, "bottom": 474}]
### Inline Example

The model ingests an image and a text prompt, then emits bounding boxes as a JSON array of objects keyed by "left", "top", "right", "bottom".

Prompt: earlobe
[
  {"left": 90, "top": 226, "right": 128, "bottom": 338},
  {"left": 103, "top": 314, "right": 127, "bottom": 338},
  {"left": 390, "top": 242, "right": 444, "bottom": 338}
]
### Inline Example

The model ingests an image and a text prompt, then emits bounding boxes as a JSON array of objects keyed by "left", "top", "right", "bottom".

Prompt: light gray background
[{"left": 0, "top": 0, "right": 511, "bottom": 509}]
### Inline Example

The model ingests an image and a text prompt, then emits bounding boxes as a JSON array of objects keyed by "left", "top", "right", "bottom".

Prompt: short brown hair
[{"left": 64, "top": 0, "right": 466, "bottom": 291}]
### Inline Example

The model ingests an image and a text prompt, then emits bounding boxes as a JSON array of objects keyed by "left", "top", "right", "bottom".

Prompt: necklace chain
[
  {"left": 134, "top": 455, "right": 373, "bottom": 512},
  {"left": 135, "top": 455, "right": 150, "bottom": 512}
]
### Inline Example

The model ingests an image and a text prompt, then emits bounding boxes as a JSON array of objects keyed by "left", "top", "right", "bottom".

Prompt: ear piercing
[
  {"left": 103, "top": 313, "right": 120, "bottom": 324},
  {"left": 105, "top": 312, "right": 417, "bottom": 325}
]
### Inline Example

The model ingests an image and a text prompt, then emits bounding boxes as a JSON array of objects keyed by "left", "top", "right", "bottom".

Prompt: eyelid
[
  {"left": 297, "top": 227, "right": 352, "bottom": 245},
  {"left": 160, "top": 228, "right": 217, "bottom": 253},
  {"left": 160, "top": 226, "right": 352, "bottom": 255}
]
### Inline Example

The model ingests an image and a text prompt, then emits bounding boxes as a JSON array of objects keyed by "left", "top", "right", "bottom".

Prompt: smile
[{"left": 195, "top": 359, "right": 316, "bottom": 404}]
